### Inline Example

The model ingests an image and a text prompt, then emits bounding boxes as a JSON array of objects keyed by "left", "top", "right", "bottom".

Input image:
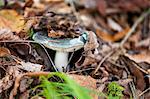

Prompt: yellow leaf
[
  {"left": 96, "top": 27, "right": 130, "bottom": 42},
  {"left": 0, "top": 10, "right": 25, "bottom": 33}
]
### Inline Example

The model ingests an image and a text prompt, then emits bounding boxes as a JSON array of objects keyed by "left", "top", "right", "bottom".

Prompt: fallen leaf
[
  {"left": 84, "top": 31, "right": 99, "bottom": 51},
  {"left": 19, "top": 77, "right": 33, "bottom": 92},
  {"left": 0, "top": 47, "right": 11, "bottom": 57},
  {"left": 0, "top": 66, "right": 20, "bottom": 93},
  {"left": 96, "top": 0, "right": 150, "bottom": 15},
  {"left": 0, "top": 10, "right": 25, "bottom": 33},
  {"left": 19, "top": 90, "right": 30, "bottom": 99},
  {"left": 69, "top": 74, "right": 96, "bottom": 90},
  {"left": 77, "top": 31, "right": 100, "bottom": 67},
  {"left": 96, "top": 27, "right": 130, "bottom": 42},
  {"left": 125, "top": 51, "right": 150, "bottom": 64},
  {"left": 69, "top": 74, "right": 98, "bottom": 99},
  {"left": 77, "top": 51, "right": 101, "bottom": 67},
  {"left": 18, "top": 61, "right": 43, "bottom": 72},
  {"left": 120, "top": 55, "right": 146, "bottom": 91},
  {"left": 0, "top": 28, "right": 20, "bottom": 40}
]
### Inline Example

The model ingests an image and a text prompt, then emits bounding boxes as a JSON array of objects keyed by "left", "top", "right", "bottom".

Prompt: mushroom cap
[{"left": 32, "top": 31, "right": 87, "bottom": 52}]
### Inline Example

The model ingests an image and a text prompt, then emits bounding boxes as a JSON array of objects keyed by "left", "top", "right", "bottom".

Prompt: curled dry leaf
[
  {"left": 84, "top": 31, "right": 99, "bottom": 51},
  {"left": 76, "top": 31, "right": 99, "bottom": 67},
  {"left": 0, "top": 47, "right": 11, "bottom": 57},
  {"left": 0, "top": 28, "right": 20, "bottom": 40},
  {"left": 0, "top": 10, "right": 25, "bottom": 33}
]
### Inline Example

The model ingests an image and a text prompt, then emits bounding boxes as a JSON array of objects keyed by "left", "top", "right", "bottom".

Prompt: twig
[
  {"left": 9, "top": 72, "right": 50, "bottom": 99},
  {"left": 120, "top": 9, "right": 150, "bottom": 47},
  {"left": 68, "top": 67, "right": 95, "bottom": 74},
  {"left": 93, "top": 50, "right": 114, "bottom": 74},
  {"left": 139, "top": 87, "right": 150, "bottom": 97},
  {"left": 132, "top": 62, "right": 149, "bottom": 74}
]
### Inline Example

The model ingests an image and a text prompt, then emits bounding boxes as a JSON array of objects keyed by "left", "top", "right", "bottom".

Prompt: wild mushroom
[{"left": 32, "top": 31, "right": 87, "bottom": 72}]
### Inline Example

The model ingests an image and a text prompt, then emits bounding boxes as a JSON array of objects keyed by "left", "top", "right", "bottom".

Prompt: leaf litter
[{"left": 0, "top": 0, "right": 150, "bottom": 99}]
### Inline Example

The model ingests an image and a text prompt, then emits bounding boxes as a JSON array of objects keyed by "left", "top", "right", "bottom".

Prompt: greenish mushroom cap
[{"left": 32, "top": 31, "right": 87, "bottom": 52}]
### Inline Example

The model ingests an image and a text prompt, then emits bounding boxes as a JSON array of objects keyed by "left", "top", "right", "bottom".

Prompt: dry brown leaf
[
  {"left": 77, "top": 31, "right": 100, "bottom": 67},
  {"left": 69, "top": 74, "right": 98, "bottom": 99},
  {"left": 0, "top": 28, "right": 20, "bottom": 40},
  {"left": 0, "top": 47, "right": 11, "bottom": 57},
  {"left": 0, "top": 66, "right": 20, "bottom": 93},
  {"left": 19, "top": 90, "right": 30, "bottom": 99},
  {"left": 17, "top": 61, "right": 43, "bottom": 72},
  {"left": 96, "top": 0, "right": 150, "bottom": 15},
  {"left": 19, "top": 77, "right": 33, "bottom": 92},
  {"left": 0, "top": 10, "right": 25, "bottom": 33},
  {"left": 125, "top": 52, "right": 150, "bottom": 64},
  {"left": 120, "top": 55, "right": 146, "bottom": 91},
  {"left": 96, "top": 27, "right": 130, "bottom": 42},
  {"left": 84, "top": 31, "right": 99, "bottom": 51},
  {"left": 69, "top": 74, "right": 96, "bottom": 90},
  {"left": 81, "top": 51, "right": 101, "bottom": 66}
]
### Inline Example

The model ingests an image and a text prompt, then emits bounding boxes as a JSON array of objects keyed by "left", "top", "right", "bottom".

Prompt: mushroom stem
[{"left": 54, "top": 51, "right": 69, "bottom": 72}]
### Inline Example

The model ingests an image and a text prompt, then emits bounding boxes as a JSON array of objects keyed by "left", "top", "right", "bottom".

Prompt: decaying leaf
[
  {"left": 0, "top": 28, "right": 20, "bottom": 40},
  {"left": 19, "top": 77, "right": 33, "bottom": 92},
  {"left": 125, "top": 51, "right": 150, "bottom": 64},
  {"left": 19, "top": 90, "right": 30, "bottom": 99},
  {"left": 17, "top": 61, "right": 43, "bottom": 72},
  {"left": 69, "top": 74, "right": 98, "bottom": 99},
  {"left": 0, "top": 10, "right": 25, "bottom": 33},
  {"left": 84, "top": 31, "right": 99, "bottom": 51},
  {"left": 120, "top": 55, "right": 146, "bottom": 91},
  {"left": 79, "top": 51, "right": 102, "bottom": 67},
  {"left": 0, "top": 66, "right": 20, "bottom": 93},
  {"left": 69, "top": 74, "right": 96, "bottom": 90},
  {"left": 0, "top": 47, "right": 11, "bottom": 57},
  {"left": 77, "top": 31, "right": 100, "bottom": 67},
  {"left": 96, "top": 0, "right": 150, "bottom": 15}
]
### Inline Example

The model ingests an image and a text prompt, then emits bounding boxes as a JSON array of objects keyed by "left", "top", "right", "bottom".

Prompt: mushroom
[{"left": 32, "top": 31, "right": 87, "bottom": 72}]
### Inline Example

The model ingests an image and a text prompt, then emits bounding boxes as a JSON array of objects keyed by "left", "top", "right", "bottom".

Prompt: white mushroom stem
[{"left": 54, "top": 51, "right": 69, "bottom": 72}]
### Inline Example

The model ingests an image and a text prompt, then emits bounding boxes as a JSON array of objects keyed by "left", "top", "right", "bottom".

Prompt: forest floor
[{"left": 0, "top": 0, "right": 150, "bottom": 99}]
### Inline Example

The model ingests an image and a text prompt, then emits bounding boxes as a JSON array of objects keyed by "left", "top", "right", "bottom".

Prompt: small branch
[
  {"left": 139, "top": 87, "right": 150, "bottom": 97},
  {"left": 120, "top": 9, "right": 150, "bottom": 47},
  {"left": 93, "top": 50, "right": 114, "bottom": 74}
]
